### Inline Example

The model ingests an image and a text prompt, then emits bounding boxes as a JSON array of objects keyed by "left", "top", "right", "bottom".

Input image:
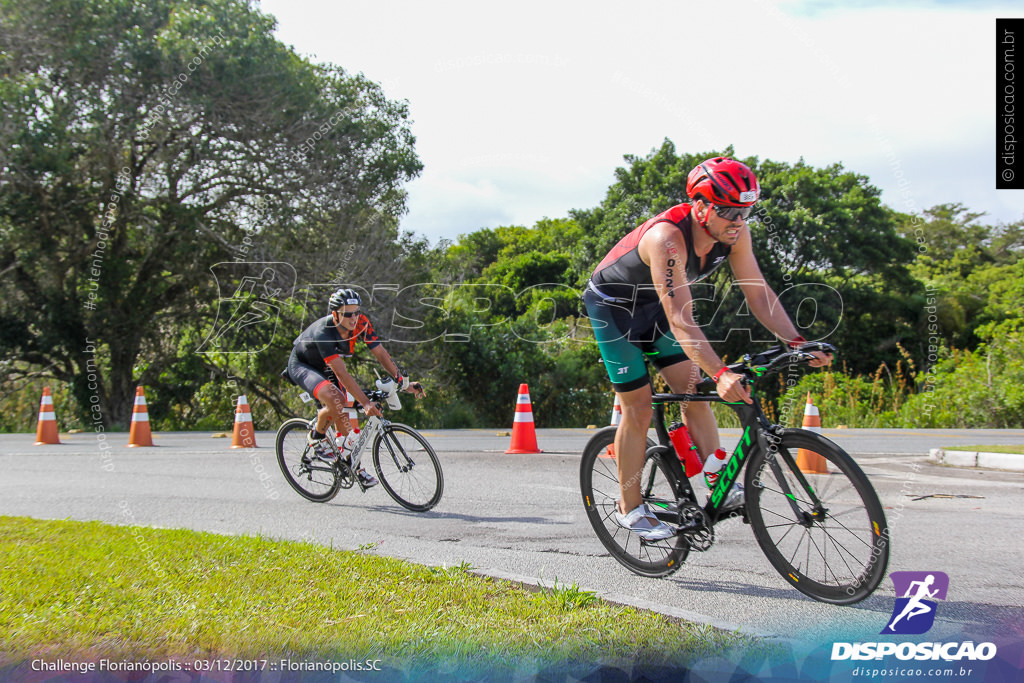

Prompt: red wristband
[
  {"left": 712, "top": 367, "right": 729, "bottom": 383},
  {"left": 788, "top": 336, "right": 807, "bottom": 349}
]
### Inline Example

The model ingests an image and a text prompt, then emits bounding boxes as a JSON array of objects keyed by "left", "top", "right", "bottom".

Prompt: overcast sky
[{"left": 258, "top": 0, "right": 1024, "bottom": 246}]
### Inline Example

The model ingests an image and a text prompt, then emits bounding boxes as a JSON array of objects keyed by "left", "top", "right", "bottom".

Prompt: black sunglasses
[
  {"left": 336, "top": 310, "right": 360, "bottom": 318},
  {"left": 713, "top": 205, "right": 754, "bottom": 222}
]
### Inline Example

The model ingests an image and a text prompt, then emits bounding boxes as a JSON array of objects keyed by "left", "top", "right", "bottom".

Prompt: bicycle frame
[
  {"left": 303, "top": 396, "right": 388, "bottom": 490},
  {"left": 581, "top": 341, "right": 889, "bottom": 602},
  {"left": 650, "top": 389, "right": 826, "bottom": 527}
]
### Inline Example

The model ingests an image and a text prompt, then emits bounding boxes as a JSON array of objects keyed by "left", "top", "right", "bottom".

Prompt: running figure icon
[
  {"left": 882, "top": 570, "right": 949, "bottom": 635},
  {"left": 887, "top": 574, "right": 938, "bottom": 631}
]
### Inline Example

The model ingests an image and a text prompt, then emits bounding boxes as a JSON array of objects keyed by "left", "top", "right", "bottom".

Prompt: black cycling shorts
[
  {"left": 583, "top": 285, "right": 690, "bottom": 392},
  {"left": 287, "top": 350, "right": 339, "bottom": 400}
]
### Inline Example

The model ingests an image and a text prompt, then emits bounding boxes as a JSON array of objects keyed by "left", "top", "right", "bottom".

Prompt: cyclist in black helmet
[{"left": 285, "top": 288, "right": 425, "bottom": 487}]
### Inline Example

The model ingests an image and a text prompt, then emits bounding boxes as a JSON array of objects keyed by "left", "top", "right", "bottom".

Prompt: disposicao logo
[
  {"left": 831, "top": 570, "right": 997, "bottom": 663},
  {"left": 881, "top": 570, "right": 949, "bottom": 635}
]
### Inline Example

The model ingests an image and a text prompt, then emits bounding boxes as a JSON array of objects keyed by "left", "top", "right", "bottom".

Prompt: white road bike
[{"left": 275, "top": 381, "right": 443, "bottom": 512}]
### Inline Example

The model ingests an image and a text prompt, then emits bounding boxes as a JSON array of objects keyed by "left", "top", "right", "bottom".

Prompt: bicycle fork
[{"left": 753, "top": 427, "right": 828, "bottom": 528}]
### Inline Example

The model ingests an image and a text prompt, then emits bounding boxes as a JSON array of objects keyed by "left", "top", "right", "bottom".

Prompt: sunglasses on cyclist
[
  {"left": 336, "top": 310, "right": 360, "bottom": 318},
  {"left": 713, "top": 205, "right": 755, "bottom": 222}
]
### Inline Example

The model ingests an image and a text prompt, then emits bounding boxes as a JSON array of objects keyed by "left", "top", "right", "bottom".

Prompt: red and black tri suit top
[
  {"left": 590, "top": 203, "right": 732, "bottom": 305},
  {"left": 291, "top": 313, "right": 381, "bottom": 374}
]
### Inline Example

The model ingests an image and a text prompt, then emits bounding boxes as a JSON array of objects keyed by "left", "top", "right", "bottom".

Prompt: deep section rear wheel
[
  {"left": 745, "top": 429, "right": 889, "bottom": 604},
  {"left": 275, "top": 418, "right": 341, "bottom": 502},
  {"left": 372, "top": 423, "right": 444, "bottom": 512},
  {"left": 580, "top": 426, "right": 689, "bottom": 578}
]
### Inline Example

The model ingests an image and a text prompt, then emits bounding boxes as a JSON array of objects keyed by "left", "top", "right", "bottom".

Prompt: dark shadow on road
[
  {"left": 354, "top": 505, "right": 569, "bottom": 526},
  {"left": 661, "top": 575, "right": 895, "bottom": 613}
]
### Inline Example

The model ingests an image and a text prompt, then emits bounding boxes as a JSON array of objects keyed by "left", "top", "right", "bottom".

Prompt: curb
[{"left": 928, "top": 448, "right": 1024, "bottom": 472}]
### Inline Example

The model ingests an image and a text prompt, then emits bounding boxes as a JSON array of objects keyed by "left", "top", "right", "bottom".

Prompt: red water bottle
[{"left": 667, "top": 422, "right": 703, "bottom": 478}]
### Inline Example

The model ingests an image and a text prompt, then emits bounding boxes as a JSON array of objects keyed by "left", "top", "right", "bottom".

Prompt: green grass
[
  {"left": 0, "top": 516, "right": 753, "bottom": 675},
  {"left": 945, "top": 445, "right": 1024, "bottom": 454}
]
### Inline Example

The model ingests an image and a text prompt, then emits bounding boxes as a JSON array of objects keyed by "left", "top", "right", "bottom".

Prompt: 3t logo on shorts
[
  {"left": 881, "top": 571, "right": 949, "bottom": 635},
  {"left": 617, "top": 367, "right": 630, "bottom": 375}
]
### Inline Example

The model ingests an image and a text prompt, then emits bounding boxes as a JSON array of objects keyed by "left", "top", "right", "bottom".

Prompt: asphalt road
[{"left": 2, "top": 427, "right": 1023, "bottom": 648}]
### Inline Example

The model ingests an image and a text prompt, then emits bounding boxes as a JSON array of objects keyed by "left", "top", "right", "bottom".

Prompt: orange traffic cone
[
  {"left": 610, "top": 394, "right": 622, "bottom": 427},
  {"left": 603, "top": 393, "right": 622, "bottom": 459},
  {"left": 34, "top": 387, "right": 61, "bottom": 445},
  {"left": 231, "top": 395, "right": 257, "bottom": 448},
  {"left": 344, "top": 389, "right": 359, "bottom": 431},
  {"left": 796, "top": 392, "right": 827, "bottom": 474},
  {"left": 127, "top": 386, "right": 154, "bottom": 447},
  {"left": 505, "top": 383, "right": 542, "bottom": 454}
]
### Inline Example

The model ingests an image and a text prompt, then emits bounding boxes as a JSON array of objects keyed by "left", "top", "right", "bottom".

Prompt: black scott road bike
[
  {"left": 580, "top": 343, "right": 889, "bottom": 605},
  {"left": 275, "top": 384, "right": 443, "bottom": 512}
]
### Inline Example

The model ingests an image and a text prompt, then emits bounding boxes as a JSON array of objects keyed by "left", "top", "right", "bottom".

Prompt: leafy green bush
[
  {"left": 0, "top": 377, "right": 88, "bottom": 433},
  {"left": 779, "top": 370, "right": 904, "bottom": 429},
  {"left": 897, "top": 328, "right": 1024, "bottom": 428}
]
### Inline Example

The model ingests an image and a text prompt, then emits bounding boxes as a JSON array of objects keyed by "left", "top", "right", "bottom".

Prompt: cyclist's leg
[
  {"left": 335, "top": 411, "right": 353, "bottom": 437},
  {"left": 615, "top": 382, "right": 654, "bottom": 513},
  {"left": 323, "top": 368, "right": 354, "bottom": 438},
  {"left": 314, "top": 383, "right": 348, "bottom": 434},
  {"left": 584, "top": 289, "right": 657, "bottom": 517},
  {"left": 287, "top": 354, "right": 343, "bottom": 433},
  {"left": 650, "top": 327, "right": 721, "bottom": 461}
]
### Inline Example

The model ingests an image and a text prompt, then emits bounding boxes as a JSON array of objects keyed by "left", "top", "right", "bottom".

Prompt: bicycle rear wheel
[
  {"left": 580, "top": 426, "right": 689, "bottom": 578},
  {"left": 745, "top": 429, "right": 889, "bottom": 605},
  {"left": 275, "top": 418, "right": 341, "bottom": 502},
  {"left": 372, "top": 423, "right": 444, "bottom": 512}
]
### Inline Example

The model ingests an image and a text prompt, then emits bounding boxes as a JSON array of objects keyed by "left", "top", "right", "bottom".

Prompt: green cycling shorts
[{"left": 583, "top": 285, "right": 690, "bottom": 392}]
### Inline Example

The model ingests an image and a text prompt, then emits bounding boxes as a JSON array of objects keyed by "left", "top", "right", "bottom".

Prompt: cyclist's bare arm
[
  {"left": 639, "top": 222, "right": 750, "bottom": 404},
  {"left": 326, "top": 356, "right": 382, "bottom": 418},
  {"left": 369, "top": 345, "right": 426, "bottom": 398},
  {"left": 728, "top": 231, "right": 832, "bottom": 368}
]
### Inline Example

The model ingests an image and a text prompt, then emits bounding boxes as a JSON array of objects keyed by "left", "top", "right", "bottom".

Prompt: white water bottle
[
  {"left": 340, "top": 430, "right": 358, "bottom": 455},
  {"left": 375, "top": 376, "right": 402, "bottom": 410},
  {"left": 702, "top": 448, "right": 729, "bottom": 488}
]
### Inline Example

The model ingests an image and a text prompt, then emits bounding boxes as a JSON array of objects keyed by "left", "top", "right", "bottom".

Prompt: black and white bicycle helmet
[{"left": 328, "top": 288, "right": 361, "bottom": 312}]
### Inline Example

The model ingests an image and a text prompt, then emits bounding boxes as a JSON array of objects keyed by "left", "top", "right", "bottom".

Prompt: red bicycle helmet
[{"left": 686, "top": 157, "right": 760, "bottom": 207}]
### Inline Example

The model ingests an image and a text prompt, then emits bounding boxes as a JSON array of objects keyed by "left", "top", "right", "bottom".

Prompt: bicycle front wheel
[
  {"left": 372, "top": 424, "right": 444, "bottom": 512},
  {"left": 580, "top": 426, "right": 689, "bottom": 578},
  {"left": 745, "top": 429, "right": 889, "bottom": 605},
  {"left": 276, "top": 418, "right": 341, "bottom": 503}
]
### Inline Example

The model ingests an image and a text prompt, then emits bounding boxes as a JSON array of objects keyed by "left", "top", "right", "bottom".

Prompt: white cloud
[{"left": 261, "top": 0, "right": 1024, "bottom": 244}]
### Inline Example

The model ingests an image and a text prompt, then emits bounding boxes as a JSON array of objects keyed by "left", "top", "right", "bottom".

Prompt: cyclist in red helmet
[{"left": 584, "top": 156, "right": 832, "bottom": 540}]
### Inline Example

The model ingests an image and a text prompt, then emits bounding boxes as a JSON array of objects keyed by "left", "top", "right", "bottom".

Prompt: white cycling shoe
[
  {"left": 711, "top": 483, "right": 745, "bottom": 513},
  {"left": 615, "top": 503, "right": 674, "bottom": 541},
  {"left": 357, "top": 468, "right": 378, "bottom": 488},
  {"left": 307, "top": 432, "right": 337, "bottom": 464}
]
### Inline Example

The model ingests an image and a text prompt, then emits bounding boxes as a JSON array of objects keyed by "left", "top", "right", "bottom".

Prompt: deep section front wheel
[
  {"left": 372, "top": 423, "right": 443, "bottom": 512},
  {"left": 275, "top": 418, "right": 341, "bottom": 502},
  {"left": 744, "top": 429, "right": 889, "bottom": 605},
  {"left": 580, "top": 426, "right": 689, "bottom": 578}
]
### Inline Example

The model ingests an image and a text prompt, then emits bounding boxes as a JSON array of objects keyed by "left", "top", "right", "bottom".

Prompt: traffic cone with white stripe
[
  {"left": 231, "top": 395, "right": 257, "bottom": 448},
  {"left": 127, "top": 386, "right": 154, "bottom": 447},
  {"left": 34, "top": 387, "right": 61, "bottom": 445},
  {"left": 602, "top": 393, "right": 622, "bottom": 459},
  {"left": 344, "top": 389, "right": 360, "bottom": 431},
  {"left": 796, "top": 392, "right": 827, "bottom": 474},
  {"left": 505, "top": 383, "right": 542, "bottom": 454}
]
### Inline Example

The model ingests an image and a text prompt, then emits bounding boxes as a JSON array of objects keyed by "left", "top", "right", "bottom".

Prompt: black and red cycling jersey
[
  {"left": 590, "top": 203, "right": 732, "bottom": 305},
  {"left": 291, "top": 313, "right": 381, "bottom": 374}
]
